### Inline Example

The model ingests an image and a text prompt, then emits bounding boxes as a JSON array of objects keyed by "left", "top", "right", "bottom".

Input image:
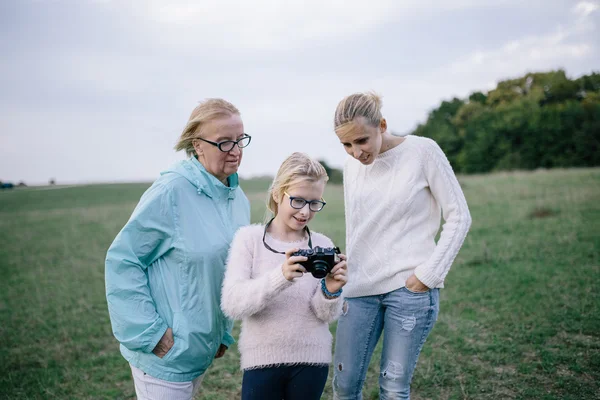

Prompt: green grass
[{"left": 0, "top": 168, "right": 598, "bottom": 400}]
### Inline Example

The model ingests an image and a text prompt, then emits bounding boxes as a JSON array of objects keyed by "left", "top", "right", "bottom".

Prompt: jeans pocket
[{"left": 403, "top": 286, "right": 430, "bottom": 295}]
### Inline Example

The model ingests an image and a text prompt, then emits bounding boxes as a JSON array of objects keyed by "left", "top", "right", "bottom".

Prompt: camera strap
[{"left": 262, "top": 217, "right": 313, "bottom": 255}]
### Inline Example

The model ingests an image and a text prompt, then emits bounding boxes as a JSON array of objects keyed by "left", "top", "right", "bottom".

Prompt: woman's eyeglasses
[
  {"left": 284, "top": 192, "right": 326, "bottom": 212},
  {"left": 196, "top": 134, "right": 252, "bottom": 152}
]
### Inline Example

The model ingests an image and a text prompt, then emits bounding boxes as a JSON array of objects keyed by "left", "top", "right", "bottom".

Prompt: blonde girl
[{"left": 221, "top": 152, "right": 348, "bottom": 400}]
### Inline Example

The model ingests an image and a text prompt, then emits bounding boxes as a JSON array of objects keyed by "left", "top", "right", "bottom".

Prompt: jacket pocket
[
  {"left": 162, "top": 312, "right": 214, "bottom": 372},
  {"left": 160, "top": 314, "right": 181, "bottom": 364}
]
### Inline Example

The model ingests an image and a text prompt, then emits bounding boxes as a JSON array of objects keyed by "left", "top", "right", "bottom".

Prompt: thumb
[{"left": 284, "top": 248, "right": 299, "bottom": 259}]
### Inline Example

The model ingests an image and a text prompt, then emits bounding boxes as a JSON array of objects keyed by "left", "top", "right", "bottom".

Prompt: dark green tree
[
  {"left": 318, "top": 160, "right": 343, "bottom": 184},
  {"left": 412, "top": 70, "right": 600, "bottom": 173}
]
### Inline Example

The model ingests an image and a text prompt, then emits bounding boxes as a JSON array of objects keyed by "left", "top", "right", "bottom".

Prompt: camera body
[{"left": 292, "top": 246, "right": 341, "bottom": 279}]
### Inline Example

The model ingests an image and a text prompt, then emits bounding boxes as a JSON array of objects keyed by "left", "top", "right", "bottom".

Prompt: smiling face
[
  {"left": 192, "top": 114, "right": 245, "bottom": 184},
  {"left": 336, "top": 117, "right": 387, "bottom": 165},
  {"left": 273, "top": 179, "right": 326, "bottom": 234}
]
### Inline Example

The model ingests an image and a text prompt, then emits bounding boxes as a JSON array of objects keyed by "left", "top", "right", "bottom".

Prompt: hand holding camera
[
  {"left": 282, "top": 248, "right": 308, "bottom": 281},
  {"left": 324, "top": 253, "right": 348, "bottom": 294},
  {"left": 282, "top": 246, "right": 348, "bottom": 293},
  {"left": 291, "top": 246, "right": 341, "bottom": 279}
]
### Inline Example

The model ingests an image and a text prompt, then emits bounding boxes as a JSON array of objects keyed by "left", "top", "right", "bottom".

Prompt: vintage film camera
[{"left": 292, "top": 246, "right": 341, "bottom": 278}]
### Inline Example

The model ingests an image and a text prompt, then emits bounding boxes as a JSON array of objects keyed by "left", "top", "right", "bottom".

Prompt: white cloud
[
  {"left": 132, "top": 0, "right": 398, "bottom": 50},
  {"left": 116, "top": 0, "right": 520, "bottom": 51},
  {"left": 446, "top": 6, "right": 596, "bottom": 91},
  {"left": 449, "top": 35, "right": 592, "bottom": 75},
  {"left": 4, "top": 0, "right": 599, "bottom": 184},
  {"left": 573, "top": 1, "right": 599, "bottom": 17}
]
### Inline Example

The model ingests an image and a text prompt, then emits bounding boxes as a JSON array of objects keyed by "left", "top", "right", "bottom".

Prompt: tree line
[{"left": 412, "top": 70, "right": 600, "bottom": 173}]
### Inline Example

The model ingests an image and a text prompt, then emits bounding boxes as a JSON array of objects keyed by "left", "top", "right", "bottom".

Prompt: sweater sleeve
[
  {"left": 414, "top": 139, "right": 472, "bottom": 288},
  {"left": 310, "top": 285, "right": 343, "bottom": 323},
  {"left": 309, "top": 234, "right": 344, "bottom": 323},
  {"left": 221, "top": 227, "right": 294, "bottom": 320}
]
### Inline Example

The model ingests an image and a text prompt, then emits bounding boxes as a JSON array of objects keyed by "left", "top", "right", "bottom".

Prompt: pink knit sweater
[{"left": 221, "top": 224, "right": 343, "bottom": 370}]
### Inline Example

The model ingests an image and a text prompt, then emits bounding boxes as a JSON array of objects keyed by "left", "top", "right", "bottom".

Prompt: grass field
[{"left": 0, "top": 168, "right": 599, "bottom": 400}]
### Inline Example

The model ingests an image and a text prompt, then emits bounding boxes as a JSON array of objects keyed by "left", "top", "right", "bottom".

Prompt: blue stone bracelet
[{"left": 321, "top": 278, "right": 343, "bottom": 298}]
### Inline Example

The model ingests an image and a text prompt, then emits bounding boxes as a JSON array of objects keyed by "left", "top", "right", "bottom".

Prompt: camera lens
[{"left": 311, "top": 260, "right": 329, "bottom": 279}]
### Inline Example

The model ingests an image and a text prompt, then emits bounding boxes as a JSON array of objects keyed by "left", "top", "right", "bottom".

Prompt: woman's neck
[
  {"left": 268, "top": 216, "right": 307, "bottom": 243},
  {"left": 379, "top": 131, "right": 406, "bottom": 154},
  {"left": 195, "top": 155, "right": 229, "bottom": 185}
]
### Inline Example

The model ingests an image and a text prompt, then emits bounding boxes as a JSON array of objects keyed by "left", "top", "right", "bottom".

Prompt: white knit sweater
[
  {"left": 343, "top": 135, "right": 472, "bottom": 298},
  {"left": 221, "top": 224, "right": 343, "bottom": 370}
]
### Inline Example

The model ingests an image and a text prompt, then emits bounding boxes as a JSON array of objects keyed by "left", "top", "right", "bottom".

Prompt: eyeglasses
[
  {"left": 196, "top": 134, "right": 252, "bottom": 152},
  {"left": 284, "top": 192, "right": 326, "bottom": 212}
]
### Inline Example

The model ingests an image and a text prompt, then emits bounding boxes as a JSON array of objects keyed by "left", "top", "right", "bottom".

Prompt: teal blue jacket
[{"left": 105, "top": 157, "right": 250, "bottom": 382}]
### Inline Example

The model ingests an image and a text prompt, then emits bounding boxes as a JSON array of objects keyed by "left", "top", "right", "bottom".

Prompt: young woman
[
  {"left": 331, "top": 92, "right": 472, "bottom": 400},
  {"left": 221, "top": 152, "right": 348, "bottom": 400}
]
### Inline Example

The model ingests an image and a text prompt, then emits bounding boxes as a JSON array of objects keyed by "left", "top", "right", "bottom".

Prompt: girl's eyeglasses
[{"left": 284, "top": 192, "right": 326, "bottom": 212}]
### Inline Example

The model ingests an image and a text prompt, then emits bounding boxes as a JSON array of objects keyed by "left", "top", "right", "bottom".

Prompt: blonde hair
[
  {"left": 265, "top": 152, "right": 329, "bottom": 221},
  {"left": 333, "top": 91, "right": 383, "bottom": 137},
  {"left": 174, "top": 98, "right": 240, "bottom": 157}
]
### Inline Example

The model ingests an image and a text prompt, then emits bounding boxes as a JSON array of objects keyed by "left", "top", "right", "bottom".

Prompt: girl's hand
[
  {"left": 325, "top": 253, "right": 348, "bottom": 294},
  {"left": 282, "top": 248, "right": 308, "bottom": 281}
]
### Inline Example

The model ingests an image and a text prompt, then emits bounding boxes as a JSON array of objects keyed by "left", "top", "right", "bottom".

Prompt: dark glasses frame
[
  {"left": 284, "top": 192, "right": 326, "bottom": 212},
  {"left": 195, "top": 134, "right": 252, "bottom": 152}
]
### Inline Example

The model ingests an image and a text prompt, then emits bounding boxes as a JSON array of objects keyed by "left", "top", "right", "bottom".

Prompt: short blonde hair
[
  {"left": 334, "top": 91, "right": 383, "bottom": 137},
  {"left": 266, "top": 152, "right": 329, "bottom": 221},
  {"left": 174, "top": 98, "right": 240, "bottom": 157}
]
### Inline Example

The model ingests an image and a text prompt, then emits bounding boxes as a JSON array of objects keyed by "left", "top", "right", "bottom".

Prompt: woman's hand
[
  {"left": 282, "top": 248, "right": 308, "bottom": 281},
  {"left": 405, "top": 274, "right": 429, "bottom": 293},
  {"left": 214, "top": 344, "right": 228, "bottom": 359},
  {"left": 152, "top": 327, "right": 174, "bottom": 358},
  {"left": 325, "top": 253, "right": 348, "bottom": 294}
]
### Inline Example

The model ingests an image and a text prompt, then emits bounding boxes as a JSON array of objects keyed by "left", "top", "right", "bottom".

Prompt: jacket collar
[{"left": 162, "top": 157, "right": 239, "bottom": 200}]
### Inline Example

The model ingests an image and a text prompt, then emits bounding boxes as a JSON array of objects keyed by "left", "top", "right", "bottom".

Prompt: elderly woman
[{"left": 105, "top": 98, "right": 251, "bottom": 399}]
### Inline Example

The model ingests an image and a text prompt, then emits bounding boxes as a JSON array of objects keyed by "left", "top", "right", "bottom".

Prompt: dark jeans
[{"left": 242, "top": 364, "right": 329, "bottom": 400}]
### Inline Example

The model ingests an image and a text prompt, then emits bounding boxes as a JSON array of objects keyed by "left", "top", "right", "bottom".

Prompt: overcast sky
[{"left": 1, "top": 0, "right": 598, "bottom": 185}]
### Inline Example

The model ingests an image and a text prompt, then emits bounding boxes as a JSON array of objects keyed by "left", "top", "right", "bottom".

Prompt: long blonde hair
[
  {"left": 174, "top": 98, "right": 240, "bottom": 157},
  {"left": 265, "top": 152, "right": 329, "bottom": 222}
]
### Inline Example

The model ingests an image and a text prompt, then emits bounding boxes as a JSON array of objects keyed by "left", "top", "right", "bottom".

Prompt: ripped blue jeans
[{"left": 333, "top": 287, "right": 439, "bottom": 400}]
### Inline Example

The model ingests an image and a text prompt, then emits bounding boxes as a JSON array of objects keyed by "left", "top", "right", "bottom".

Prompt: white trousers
[{"left": 130, "top": 365, "right": 204, "bottom": 400}]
